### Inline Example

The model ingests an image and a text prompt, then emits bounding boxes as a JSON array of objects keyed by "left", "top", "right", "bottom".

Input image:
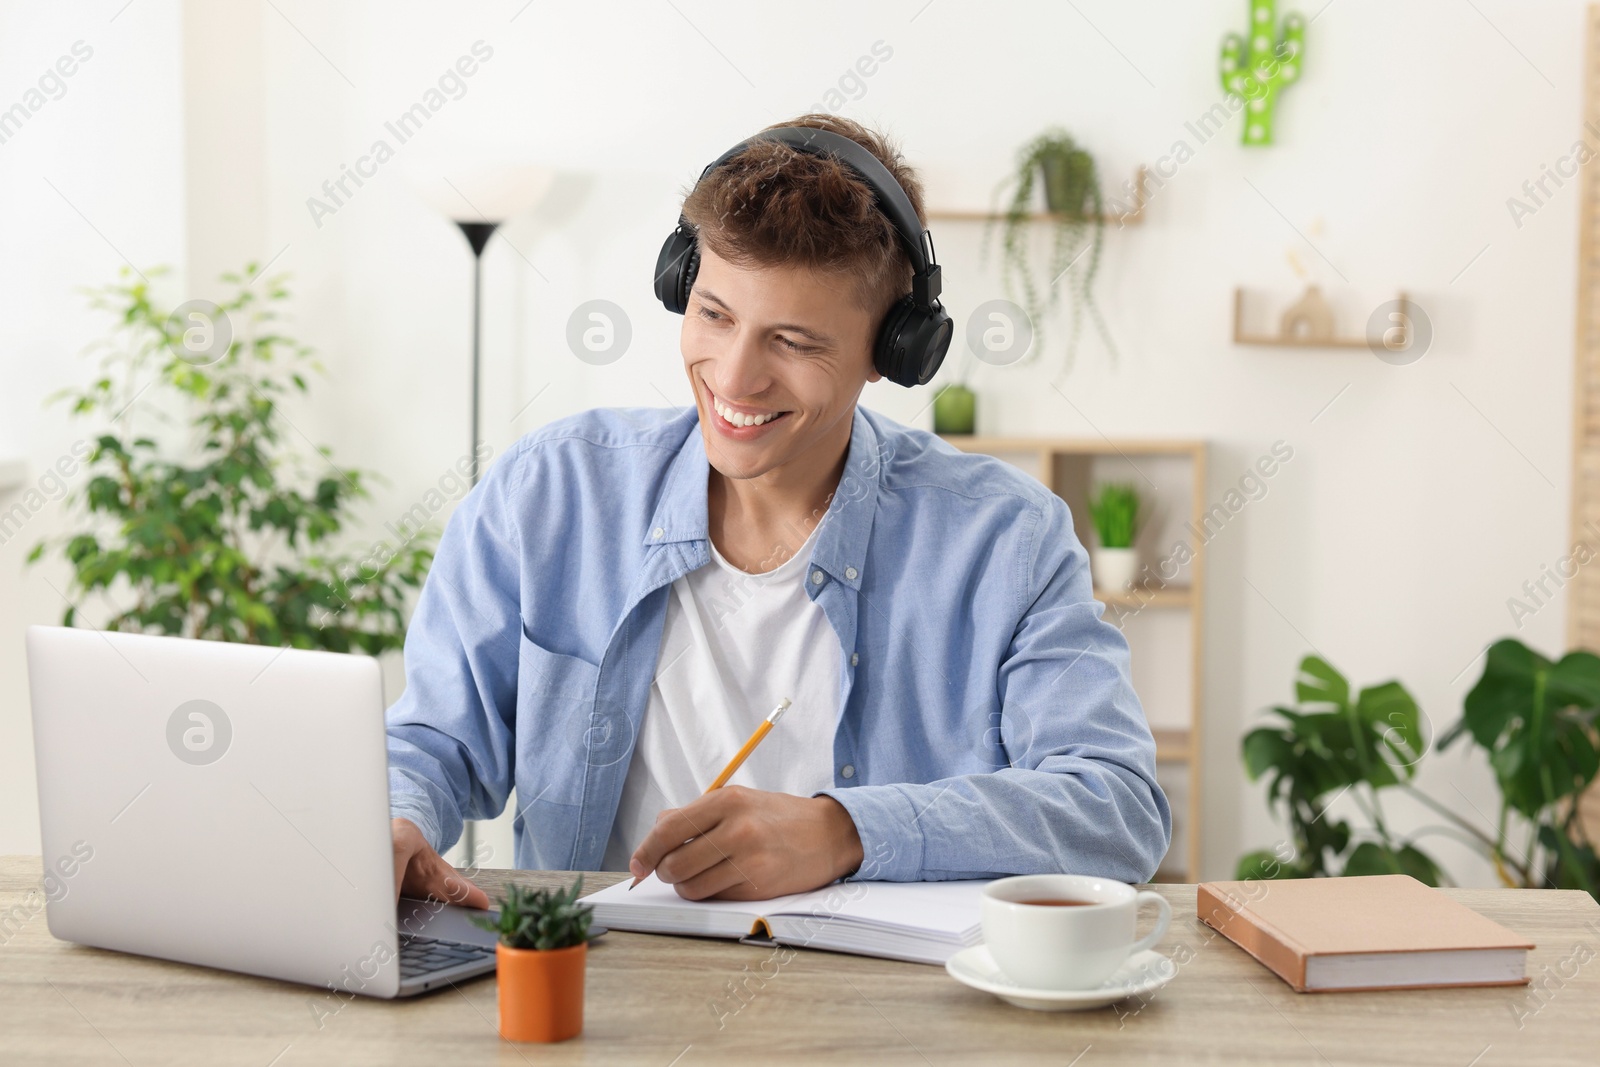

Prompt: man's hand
[
  {"left": 391, "top": 817, "right": 490, "bottom": 909},
  {"left": 629, "top": 787, "right": 864, "bottom": 901}
]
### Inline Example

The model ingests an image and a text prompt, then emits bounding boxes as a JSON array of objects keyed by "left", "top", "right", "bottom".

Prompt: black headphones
[{"left": 653, "top": 126, "right": 953, "bottom": 388}]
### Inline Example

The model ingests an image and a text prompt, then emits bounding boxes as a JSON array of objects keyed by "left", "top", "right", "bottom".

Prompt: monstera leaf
[
  {"left": 1341, "top": 841, "right": 1443, "bottom": 886},
  {"left": 1241, "top": 656, "right": 1437, "bottom": 880},
  {"left": 1443, "top": 640, "right": 1600, "bottom": 820},
  {"left": 1244, "top": 656, "right": 1427, "bottom": 805}
]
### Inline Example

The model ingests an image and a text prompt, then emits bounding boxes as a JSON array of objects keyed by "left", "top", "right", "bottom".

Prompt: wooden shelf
[
  {"left": 1152, "top": 728, "right": 1191, "bottom": 763},
  {"left": 925, "top": 166, "right": 1149, "bottom": 226},
  {"left": 1097, "top": 586, "right": 1191, "bottom": 609},
  {"left": 1232, "top": 288, "right": 1410, "bottom": 350},
  {"left": 938, "top": 434, "right": 1204, "bottom": 457}
]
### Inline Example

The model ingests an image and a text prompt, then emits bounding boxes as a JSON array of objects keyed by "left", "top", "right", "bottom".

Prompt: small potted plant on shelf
[
  {"left": 983, "top": 127, "right": 1119, "bottom": 377},
  {"left": 1088, "top": 482, "right": 1141, "bottom": 593},
  {"left": 932, "top": 378, "right": 977, "bottom": 435},
  {"left": 471, "top": 877, "right": 597, "bottom": 1043}
]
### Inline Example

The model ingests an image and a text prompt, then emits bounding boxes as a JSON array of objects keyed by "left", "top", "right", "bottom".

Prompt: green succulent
[
  {"left": 1089, "top": 483, "right": 1140, "bottom": 549},
  {"left": 471, "top": 877, "right": 596, "bottom": 951}
]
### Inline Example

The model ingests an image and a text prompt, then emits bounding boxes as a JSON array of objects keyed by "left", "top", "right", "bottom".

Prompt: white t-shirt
[{"left": 601, "top": 522, "right": 841, "bottom": 871}]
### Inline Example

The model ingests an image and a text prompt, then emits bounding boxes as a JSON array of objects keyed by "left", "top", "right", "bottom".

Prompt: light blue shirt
[{"left": 386, "top": 404, "right": 1172, "bottom": 882}]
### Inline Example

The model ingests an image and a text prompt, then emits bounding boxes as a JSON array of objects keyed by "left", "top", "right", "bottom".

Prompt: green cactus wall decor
[{"left": 1219, "top": 0, "right": 1305, "bottom": 146}]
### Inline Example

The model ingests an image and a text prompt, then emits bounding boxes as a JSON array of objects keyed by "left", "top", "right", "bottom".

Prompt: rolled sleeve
[
  {"left": 385, "top": 445, "right": 527, "bottom": 855},
  {"left": 820, "top": 492, "right": 1171, "bottom": 883}
]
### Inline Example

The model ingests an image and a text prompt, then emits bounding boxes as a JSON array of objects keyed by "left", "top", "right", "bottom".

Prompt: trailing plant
[
  {"left": 1236, "top": 655, "right": 1444, "bottom": 884},
  {"left": 473, "top": 877, "right": 596, "bottom": 951},
  {"left": 982, "top": 127, "right": 1118, "bottom": 377},
  {"left": 1088, "top": 483, "right": 1141, "bottom": 549},
  {"left": 29, "top": 264, "right": 434, "bottom": 652},
  {"left": 1437, "top": 639, "right": 1600, "bottom": 897}
]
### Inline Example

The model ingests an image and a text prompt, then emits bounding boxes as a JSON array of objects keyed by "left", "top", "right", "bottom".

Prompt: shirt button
[
  {"left": 845, "top": 566, "right": 858, "bottom": 580},
  {"left": 841, "top": 764, "right": 855, "bottom": 779},
  {"left": 811, "top": 570, "right": 824, "bottom": 585},
  {"left": 850, "top": 652, "right": 859, "bottom": 666},
  {"left": 651, "top": 527, "right": 664, "bottom": 540}
]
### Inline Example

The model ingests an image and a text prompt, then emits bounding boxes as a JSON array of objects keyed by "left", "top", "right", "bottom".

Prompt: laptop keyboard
[{"left": 398, "top": 934, "right": 496, "bottom": 979}]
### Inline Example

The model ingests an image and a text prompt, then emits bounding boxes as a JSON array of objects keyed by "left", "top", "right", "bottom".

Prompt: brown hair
[{"left": 677, "top": 113, "right": 925, "bottom": 324}]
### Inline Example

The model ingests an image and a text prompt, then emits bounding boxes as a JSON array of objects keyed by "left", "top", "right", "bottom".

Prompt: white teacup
[{"left": 980, "top": 874, "right": 1171, "bottom": 990}]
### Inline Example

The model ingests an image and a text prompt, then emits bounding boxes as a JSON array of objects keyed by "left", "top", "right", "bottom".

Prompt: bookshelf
[{"left": 938, "top": 435, "right": 1208, "bottom": 882}]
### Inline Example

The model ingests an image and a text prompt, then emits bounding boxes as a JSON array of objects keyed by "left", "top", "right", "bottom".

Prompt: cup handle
[{"left": 1128, "top": 891, "right": 1171, "bottom": 955}]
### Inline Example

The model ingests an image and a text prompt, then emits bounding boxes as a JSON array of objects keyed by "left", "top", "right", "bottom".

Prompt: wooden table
[{"left": 3, "top": 856, "right": 1597, "bottom": 1065}]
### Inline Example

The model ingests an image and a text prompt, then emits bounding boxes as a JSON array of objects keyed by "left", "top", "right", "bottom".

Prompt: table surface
[{"left": 2, "top": 856, "right": 1598, "bottom": 1066}]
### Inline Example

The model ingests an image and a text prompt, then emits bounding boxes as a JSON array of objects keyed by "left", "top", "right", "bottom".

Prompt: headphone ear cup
[
  {"left": 679, "top": 241, "right": 701, "bottom": 312},
  {"left": 873, "top": 297, "right": 917, "bottom": 386},
  {"left": 654, "top": 227, "right": 699, "bottom": 314},
  {"left": 875, "top": 298, "right": 953, "bottom": 388}
]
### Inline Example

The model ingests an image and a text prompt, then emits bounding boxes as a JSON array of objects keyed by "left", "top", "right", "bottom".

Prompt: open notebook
[{"left": 582, "top": 874, "right": 990, "bottom": 965}]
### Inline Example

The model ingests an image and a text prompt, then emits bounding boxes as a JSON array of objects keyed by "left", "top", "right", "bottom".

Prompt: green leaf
[
  {"left": 1295, "top": 655, "right": 1350, "bottom": 710},
  {"left": 1545, "top": 651, "right": 1600, "bottom": 711},
  {"left": 1342, "top": 841, "right": 1443, "bottom": 886},
  {"left": 482, "top": 876, "right": 593, "bottom": 950},
  {"left": 1234, "top": 848, "right": 1305, "bottom": 880},
  {"left": 1461, "top": 639, "right": 1547, "bottom": 750},
  {"left": 1464, "top": 638, "right": 1600, "bottom": 817},
  {"left": 1241, "top": 726, "right": 1292, "bottom": 781}
]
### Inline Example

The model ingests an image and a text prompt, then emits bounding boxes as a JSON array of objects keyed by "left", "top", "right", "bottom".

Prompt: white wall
[
  {"left": 2, "top": 0, "right": 1588, "bottom": 885},
  {"left": 0, "top": 0, "right": 187, "bottom": 854}
]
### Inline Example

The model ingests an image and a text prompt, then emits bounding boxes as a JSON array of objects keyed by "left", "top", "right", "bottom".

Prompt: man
[{"left": 388, "top": 113, "right": 1170, "bottom": 908}]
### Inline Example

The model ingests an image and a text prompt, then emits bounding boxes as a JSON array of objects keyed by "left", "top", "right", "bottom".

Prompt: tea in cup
[{"left": 980, "top": 874, "right": 1171, "bottom": 990}]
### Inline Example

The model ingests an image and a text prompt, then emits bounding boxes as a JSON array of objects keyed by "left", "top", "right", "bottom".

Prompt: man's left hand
[{"left": 629, "top": 787, "right": 864, "bottom": 900}]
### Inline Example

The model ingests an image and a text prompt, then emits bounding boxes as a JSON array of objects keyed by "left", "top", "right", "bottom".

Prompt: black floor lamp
[{"left": 455, "top": 220, "right": 499, "bottom": 489}]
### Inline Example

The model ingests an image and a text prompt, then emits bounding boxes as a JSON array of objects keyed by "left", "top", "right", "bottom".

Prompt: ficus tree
[{"left": 29, "top": 264, "right": 435, "bottom": 653}]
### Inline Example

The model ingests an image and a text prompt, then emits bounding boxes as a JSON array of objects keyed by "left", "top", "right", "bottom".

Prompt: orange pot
[{"left": 495, "top": 941, "right": 586, "bottom": 1043}]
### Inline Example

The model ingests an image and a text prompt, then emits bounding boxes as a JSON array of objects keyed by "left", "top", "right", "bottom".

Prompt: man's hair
[{"left": 678, "top": 113, "right": 926, "bottom": 326}]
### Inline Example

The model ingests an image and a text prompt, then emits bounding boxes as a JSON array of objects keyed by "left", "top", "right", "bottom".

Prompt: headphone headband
[
  {"left": 699, "top": 127, "right": 941, "bottom": 306},
  {"left": 654, "top": 125, "right": 953, "bottom": 387}
]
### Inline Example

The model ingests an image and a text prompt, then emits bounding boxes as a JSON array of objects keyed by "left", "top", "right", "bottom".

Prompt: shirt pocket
[
  {"left": 515, "top": 629, "right": 631, "bottom": 775},
  {"left": 518, "top": 629, "right": 601, "bottom": 705}
]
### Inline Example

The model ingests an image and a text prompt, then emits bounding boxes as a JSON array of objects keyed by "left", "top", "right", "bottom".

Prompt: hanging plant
[{"left": 982, "top": 128, "right": 1118, "bottom": 377}]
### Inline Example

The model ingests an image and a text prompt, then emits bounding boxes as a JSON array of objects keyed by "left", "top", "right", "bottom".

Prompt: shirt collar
[{"left": 642, "top": 406, "right": 883, "bottom": 593}]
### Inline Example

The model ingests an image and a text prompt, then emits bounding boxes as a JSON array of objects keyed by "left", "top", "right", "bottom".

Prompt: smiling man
[{"left": 386, "top": 114, "right": 1171, "bottom": 906}]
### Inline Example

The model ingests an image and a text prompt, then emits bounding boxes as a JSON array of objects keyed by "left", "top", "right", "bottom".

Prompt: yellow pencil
[{"left": 629, "top": 697, "right": 790, "bottom": 889}]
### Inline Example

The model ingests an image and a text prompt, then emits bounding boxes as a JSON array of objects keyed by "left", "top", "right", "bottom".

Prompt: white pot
[{"left": 1091, "top": 547, "right": 1139, "bottom": 593}]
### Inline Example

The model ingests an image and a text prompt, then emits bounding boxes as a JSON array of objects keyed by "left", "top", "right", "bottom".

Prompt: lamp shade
[{"left": 405, "top": 162, "right": 557, "bottom": 223}]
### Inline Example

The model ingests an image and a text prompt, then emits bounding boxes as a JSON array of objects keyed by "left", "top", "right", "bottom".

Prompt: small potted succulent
[
  {"left": 1088, "top": 482, "right": 1142, "bottom": 592},
  {"left": 471, "top": 877, "right": 597, "bottom": 1043}
]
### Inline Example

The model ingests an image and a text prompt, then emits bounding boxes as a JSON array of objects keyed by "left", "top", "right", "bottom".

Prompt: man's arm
[
  {"left": 386, "top": 446, "right": 526, "bottom": 874},
  {"left": 818, "top": 494, "right": 1173, "bottom": 884}
]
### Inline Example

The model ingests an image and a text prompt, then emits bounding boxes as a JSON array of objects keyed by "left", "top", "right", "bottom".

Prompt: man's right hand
[{"left": 391, "top": 817, "right": 490, "bottom": 910}]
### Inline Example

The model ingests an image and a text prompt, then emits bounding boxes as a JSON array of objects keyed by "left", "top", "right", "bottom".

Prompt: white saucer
[{"left": 945, "top": 946, "right": 1176, "bottom": 1012}]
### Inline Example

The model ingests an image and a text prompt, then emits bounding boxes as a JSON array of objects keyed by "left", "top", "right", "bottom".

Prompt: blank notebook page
[{"left": 584, "top": 874, "right": 990, "bottom": 965}]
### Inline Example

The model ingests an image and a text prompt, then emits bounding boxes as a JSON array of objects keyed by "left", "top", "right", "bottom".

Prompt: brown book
[{"left": 1197, "top": 874, "right": 1534, "bottom": 993}]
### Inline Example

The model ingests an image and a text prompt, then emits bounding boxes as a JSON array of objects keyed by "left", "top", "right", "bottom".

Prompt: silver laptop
[{"left": 26, "top": 624, "right": 499, "bottom": 997}]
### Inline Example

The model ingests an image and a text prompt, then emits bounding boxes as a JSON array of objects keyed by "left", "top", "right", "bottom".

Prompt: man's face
[{"left": 681, "top": 243, "right": 880, "bottom": 482}]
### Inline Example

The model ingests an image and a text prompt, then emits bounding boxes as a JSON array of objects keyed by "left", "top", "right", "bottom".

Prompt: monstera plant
[
  {"left": 1437, "top": 640, "right": 1600, "bottom": 896},
  {"left": 1236, "top": 655, "right": 1443, "bottom": 884},
  {"left": 1239, "top": 642, "right": 1600, "bottom": 901}
]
